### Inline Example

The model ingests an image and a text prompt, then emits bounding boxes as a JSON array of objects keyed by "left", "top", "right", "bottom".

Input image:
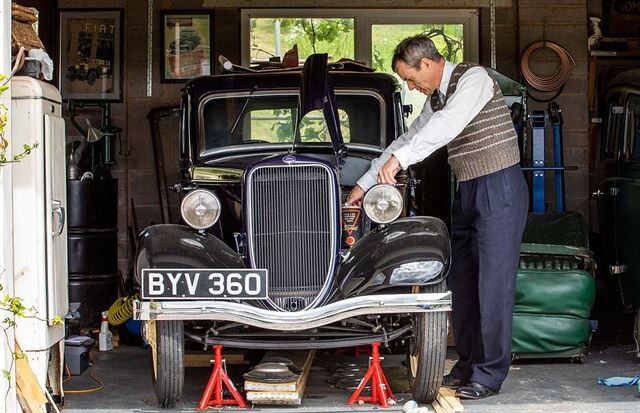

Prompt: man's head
[{"left": 392, "top": 35, "right": 445, "bottom": 96}]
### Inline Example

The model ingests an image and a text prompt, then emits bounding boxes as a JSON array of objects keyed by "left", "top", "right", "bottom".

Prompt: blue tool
[{"left": 521, "top": 102, "right": 566, "bottom": 213}]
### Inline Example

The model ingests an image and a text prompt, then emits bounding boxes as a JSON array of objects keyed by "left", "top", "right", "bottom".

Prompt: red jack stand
[
  {"left": 197, "top": 345, "right": 247, "bottom": 409},
  {"left": 346, "top": 342, "right": 395, "bottom": 408}
]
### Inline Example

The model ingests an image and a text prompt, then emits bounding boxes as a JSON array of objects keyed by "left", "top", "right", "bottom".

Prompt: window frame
[
  {"left": 197, "top": 88, "right": 387, "bottom": 157},
  {"left": 623, "top": 93, "right": 640, "bottom": 162},
  {"left": 240, "top": 8, "right": 480, "bottom": 67}
]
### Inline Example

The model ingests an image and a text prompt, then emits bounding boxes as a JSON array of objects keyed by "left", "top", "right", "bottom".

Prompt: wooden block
[
  {"left": 431, "top": 399, "right": 448, "bottom": 413},
  {"left": 244, "top": 350, "right": 316, "bottom": 405},
  {"left": 184, "top": 352, "right": 245, "bottom": 367},
  {"left": 245, "top": 380, "right": 297, "bottom": 392},
  {"left": 436, "top": 387, "right": 464, "bottom": 413},
  {"left": 15, "top": 342, "right": 46, "bottom": 413}
]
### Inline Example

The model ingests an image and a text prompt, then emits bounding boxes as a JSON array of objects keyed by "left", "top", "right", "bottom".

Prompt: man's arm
[
  {"left": 353, "top": 102, "right": 435, "bottom": 192},
  {"left": 391, "top": 67, "right": 494, "bottom": 170}
]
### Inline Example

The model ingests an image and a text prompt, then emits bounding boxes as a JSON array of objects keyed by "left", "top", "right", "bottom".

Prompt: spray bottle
[{"left": 98, "top": 311, "right": 113, "bottom": 351}]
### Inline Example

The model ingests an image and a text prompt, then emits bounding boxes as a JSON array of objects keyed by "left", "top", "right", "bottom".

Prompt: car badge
[{"left": 282, "top": 155, "right": 297, "bottom": 164}]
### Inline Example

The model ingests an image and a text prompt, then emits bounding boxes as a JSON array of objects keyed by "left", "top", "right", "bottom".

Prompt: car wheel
[
  {"left": 405, "top": 282, "right": 448, "bottom": 403},
  {"left": 87, "top": 70, "right": 97, "bottom": 85},
  {"left": 148, "top": 320, "right": 184, "bottom": 407}
]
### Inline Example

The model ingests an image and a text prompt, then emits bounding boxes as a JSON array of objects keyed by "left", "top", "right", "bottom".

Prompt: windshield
[{"left": 199, "top": 91, "right": 384, "bottom": 154}]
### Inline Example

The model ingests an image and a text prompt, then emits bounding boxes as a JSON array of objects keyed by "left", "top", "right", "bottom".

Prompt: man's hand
[
  {"left": 345, "top": 185, "right": 365, "bottom": 206},
  {"left": 378, "top": 155, "right": 401, "bottom": 185}
]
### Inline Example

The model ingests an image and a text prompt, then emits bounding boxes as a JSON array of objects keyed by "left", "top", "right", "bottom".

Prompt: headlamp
[
  {"left": 363, "top": 184, "right": 403, "bottom": 224},
  {"left": 180, "top": 189, "right": 221, "bottom": 230}
]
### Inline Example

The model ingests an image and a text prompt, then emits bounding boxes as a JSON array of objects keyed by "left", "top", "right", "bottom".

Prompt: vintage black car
[
  {"left": 134, "top": 54, "right": 452, "bottom": 407},
  {"left": 593, "top": 68, "right": 640, "bottom": 353}
]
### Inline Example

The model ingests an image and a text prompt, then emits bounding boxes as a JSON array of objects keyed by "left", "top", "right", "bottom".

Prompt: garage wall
[{"left": 57, "top": 0, "right": 589, "bottom": 278}]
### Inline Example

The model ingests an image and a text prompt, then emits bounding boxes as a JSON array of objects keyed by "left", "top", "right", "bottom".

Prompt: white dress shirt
[{"left": 356, "top": 61, "right": 495, "bottom": 192}]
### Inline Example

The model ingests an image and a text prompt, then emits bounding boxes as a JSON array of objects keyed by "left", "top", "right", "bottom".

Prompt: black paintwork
[
  {"left": 338, "top": 217, "right": 450, "bottom": 297},
  {"left": 136, "top": 55, "right": 451, "bottom": 347}
]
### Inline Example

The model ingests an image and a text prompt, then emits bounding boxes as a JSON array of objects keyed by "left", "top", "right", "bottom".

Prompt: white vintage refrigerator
[{"left": 11, "top": 76, "right": 68, "bottom": 396}]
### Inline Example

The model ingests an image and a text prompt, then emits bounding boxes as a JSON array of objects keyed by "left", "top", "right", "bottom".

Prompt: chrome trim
[
  {"left": 196, "top": 88, "right": 386, "bottom": 156},
  {"left": 245, "top": 162, "right": 338, "bottom": 311},
  {"left": 134, "top": 292, "right": 452, "bottom": 331}
]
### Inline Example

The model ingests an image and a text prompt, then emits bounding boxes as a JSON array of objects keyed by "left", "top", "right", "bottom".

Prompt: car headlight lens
[
  {"left": 180, "top": 189, "right": 221, "bottom": 230},
  {"left": 363, "top": 184, "right": 403, "bottom": 224},
  {"left": 389, "top": 261, "right": 444, "bottom": 284}
]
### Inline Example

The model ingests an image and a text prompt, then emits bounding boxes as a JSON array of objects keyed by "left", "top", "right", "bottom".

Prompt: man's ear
[{"left": 420, "top": 57, "right": 432, "bottom": 70}]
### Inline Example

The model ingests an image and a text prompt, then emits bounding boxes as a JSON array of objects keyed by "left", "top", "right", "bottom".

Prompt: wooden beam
[{"left": 15, "top": 343, "right": 46, "bottom": 413}]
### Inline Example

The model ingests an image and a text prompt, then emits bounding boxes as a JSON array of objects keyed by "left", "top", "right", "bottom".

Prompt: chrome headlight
[
  {"left": 389, "top": 261, "right": 444, "bottom": 284},
  {"left": 180, "top": 189, "right": 221, "bottom": 230},
  {"left": 363, "top": 184, "right": 403, "bottom": 224}
]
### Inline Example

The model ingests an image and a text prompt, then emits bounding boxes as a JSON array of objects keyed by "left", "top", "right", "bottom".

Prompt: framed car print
[
  {"left": 161, "top": 11, "right": 214, "bottom": 82},
  {"left": 58, "top": 9, "right": 123, "bottom": 101}
]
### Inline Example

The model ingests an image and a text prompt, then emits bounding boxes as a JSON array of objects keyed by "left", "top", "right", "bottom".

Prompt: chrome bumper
[{"left": 134, "top": 292, "right": 451, "bottom": 331}]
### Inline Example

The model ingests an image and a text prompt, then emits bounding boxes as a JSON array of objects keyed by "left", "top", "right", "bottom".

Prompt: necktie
[{"left": 430, "top": 89, "right": 445, "bottom": 112}]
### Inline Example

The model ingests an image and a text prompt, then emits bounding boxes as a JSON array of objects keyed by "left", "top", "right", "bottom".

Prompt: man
[{"left": 346, "top": 35, "right": 528, "bottom": 399}]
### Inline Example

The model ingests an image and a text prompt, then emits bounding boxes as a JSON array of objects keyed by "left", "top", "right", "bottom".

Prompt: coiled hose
[
  {"left": 107, "top": 294, "right": 138, "bottom": 326},
  {"left": 520, "top": 41, "right": 575, "bottom": 101}
]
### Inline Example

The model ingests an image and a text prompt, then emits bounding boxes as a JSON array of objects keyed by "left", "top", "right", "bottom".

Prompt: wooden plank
[
  {"left": 184, "top": 352, "right": 244, "bottom": 367},
  {"left": 295, "top": 349, "right": 316, "bottom": 400},
  {"left": 439, "top": 387, "right": 464, "bottom": 412},
  {"left": 245, "top": 350, "right": 316, "bottom": 405},
  {"left": 15, "top": 342, "right": 46, "bottom": 413},
  {"left": 431, "top": 398, "right": 448, "bottom": 413}
]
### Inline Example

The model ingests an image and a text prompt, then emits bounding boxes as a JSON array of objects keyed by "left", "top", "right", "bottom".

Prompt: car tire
[
  {"left": 149, "top": 320, "right": 184, "bottom": 407},
  {"left": 405, "top": 281, "right": 448, "bottom": 403},
  {"left": 87, "top": 70, "right": 97, "bottom": 85}
]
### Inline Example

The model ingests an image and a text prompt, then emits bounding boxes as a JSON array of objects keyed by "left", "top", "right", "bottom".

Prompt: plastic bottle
[{"left": 98, "top": 311, "right": 113, "bottom": 351}]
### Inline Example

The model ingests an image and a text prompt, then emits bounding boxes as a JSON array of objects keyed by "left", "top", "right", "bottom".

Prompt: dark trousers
[{"left": 448, "top": 164, "right": 528, "bottom": 391}]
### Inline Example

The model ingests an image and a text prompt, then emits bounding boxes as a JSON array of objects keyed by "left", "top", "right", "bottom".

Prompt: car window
[
  {"left": 199, "top": 91, "right": 383, "bottom": 154},
  {"left": 249, "top": 108, "right": 350, "bottom": 143},
  {"left": 603, "top": 93, "right": 623, "bottom": 161},
  {"left": 625, "top": 94, "right": 640, "bottom": 161}
]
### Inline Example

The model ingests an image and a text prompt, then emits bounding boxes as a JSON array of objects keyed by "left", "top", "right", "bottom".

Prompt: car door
[
  {"left": 596, "top": 92, "right": 624, "bottom": 276},
  {"left": 614, "top": 93, "right": 640, "bottom": 310}
]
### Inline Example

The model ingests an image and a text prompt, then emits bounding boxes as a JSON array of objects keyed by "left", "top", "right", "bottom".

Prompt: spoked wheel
[
  {"left": 405, "top": 282, "right": 448, "bottom": 403},
  {"left": 147, "top": 320, "right": 185, "bottom": 407}
]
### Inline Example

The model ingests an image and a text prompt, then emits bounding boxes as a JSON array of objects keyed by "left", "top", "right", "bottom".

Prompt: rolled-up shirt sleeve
[{"left": 356, "top": 103, "right": 434, "bottom": 191}]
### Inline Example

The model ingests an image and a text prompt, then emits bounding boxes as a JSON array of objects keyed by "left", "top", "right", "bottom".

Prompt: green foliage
[{"left": 250, "top": 18, "right": 354, "bottom": 62}]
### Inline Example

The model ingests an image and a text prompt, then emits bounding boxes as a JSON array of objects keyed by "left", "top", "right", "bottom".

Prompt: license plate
[{"left": 141, "top": 269, "right": 268, "bottom": 300}]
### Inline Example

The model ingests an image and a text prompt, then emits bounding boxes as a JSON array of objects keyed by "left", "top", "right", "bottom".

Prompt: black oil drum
[
  {"left": 67, "top": 229, "right": 118, "bottom": 274},
  {"left": 68, "top": 273, "right": 119, "bottom": 327},
  {"left": 66, "top": 179, "right": 117, "bottom": 229}
]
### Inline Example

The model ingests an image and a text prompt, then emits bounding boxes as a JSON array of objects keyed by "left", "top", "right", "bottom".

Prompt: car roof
[{"left": 185, "top": 70, "right": 401, "bottom": 103}]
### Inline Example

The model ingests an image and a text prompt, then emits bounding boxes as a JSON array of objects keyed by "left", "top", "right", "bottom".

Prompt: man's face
[{"left": 395, "top": 58, "right": 441, "bottom": 96}]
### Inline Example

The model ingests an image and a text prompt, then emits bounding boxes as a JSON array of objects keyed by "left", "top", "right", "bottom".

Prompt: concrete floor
[{"left": 60, "top": 341, "right": 640, "bottom": 413}]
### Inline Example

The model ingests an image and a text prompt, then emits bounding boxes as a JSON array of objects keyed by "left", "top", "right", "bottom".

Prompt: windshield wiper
[{"left": 229, "top": 85, "right": 258, "bottom": 136}]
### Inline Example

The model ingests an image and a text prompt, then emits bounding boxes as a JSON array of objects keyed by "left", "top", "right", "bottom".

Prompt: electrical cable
[
  {"left": 520, "top": 41, "right": 575, "bottom": 102},
  {"left": 63, "top": 351, "right": 104, "bottom": 394}
]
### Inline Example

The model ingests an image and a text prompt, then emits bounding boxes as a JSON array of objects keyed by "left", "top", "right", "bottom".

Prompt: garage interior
[{"left": 2, "top": 0, "right": 640, "bottom": 412}]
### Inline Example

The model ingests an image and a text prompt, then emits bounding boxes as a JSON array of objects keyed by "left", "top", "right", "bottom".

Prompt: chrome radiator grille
[{"left": 247, "top": 163, "right": 337, "bottom": 311}]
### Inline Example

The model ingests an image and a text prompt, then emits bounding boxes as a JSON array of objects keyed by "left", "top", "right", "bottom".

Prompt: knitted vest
[{"left": 436, "top": 62, "right": 520, "bottom": 182}]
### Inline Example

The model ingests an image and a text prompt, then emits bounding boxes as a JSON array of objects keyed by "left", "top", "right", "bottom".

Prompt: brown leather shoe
[
  {"left": 441, "top": 374, "right": 467, "bottom": 389},
  {"left": 455, "top": 382, "right": 499, "bottom": 399}
]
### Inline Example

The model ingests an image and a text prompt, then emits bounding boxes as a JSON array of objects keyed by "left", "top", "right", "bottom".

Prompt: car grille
[{"left": 247, "top": 163, "right": 338, "bottom": 311}]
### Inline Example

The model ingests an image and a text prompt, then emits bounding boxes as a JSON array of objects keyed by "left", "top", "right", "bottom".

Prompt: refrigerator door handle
[{"left": 52, "top": 199, "right": 65, "bottom": 237}]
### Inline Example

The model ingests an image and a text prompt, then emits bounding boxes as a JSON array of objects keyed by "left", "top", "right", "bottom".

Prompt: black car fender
[
  {"left": 135, "top": 224, "right": 244, "bottom": 285},
  {"left": 337, "top": 217, "right": 450, "bottom": 297}
]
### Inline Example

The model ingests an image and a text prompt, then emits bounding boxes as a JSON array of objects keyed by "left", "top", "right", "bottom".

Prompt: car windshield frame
[{"left": 196, "top": 88, "right": 387, "bottom": 158}]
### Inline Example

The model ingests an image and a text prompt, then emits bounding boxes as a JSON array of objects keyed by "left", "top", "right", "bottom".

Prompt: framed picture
[
  {"left": 58, "top": 9, "right": 123, "bottom": 101},
  {"left": 161, "top": 11, "right": 213, "bottom": 82}
]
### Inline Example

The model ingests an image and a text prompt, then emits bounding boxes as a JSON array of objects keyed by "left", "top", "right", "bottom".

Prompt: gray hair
[{"left": 392, "top": 35, "right": 443, "bottom": 72}]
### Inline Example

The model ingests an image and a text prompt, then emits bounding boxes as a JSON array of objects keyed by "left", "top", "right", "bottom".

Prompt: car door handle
[{"left": 52, "top": 200, "right": 65, "bottom": 237}]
